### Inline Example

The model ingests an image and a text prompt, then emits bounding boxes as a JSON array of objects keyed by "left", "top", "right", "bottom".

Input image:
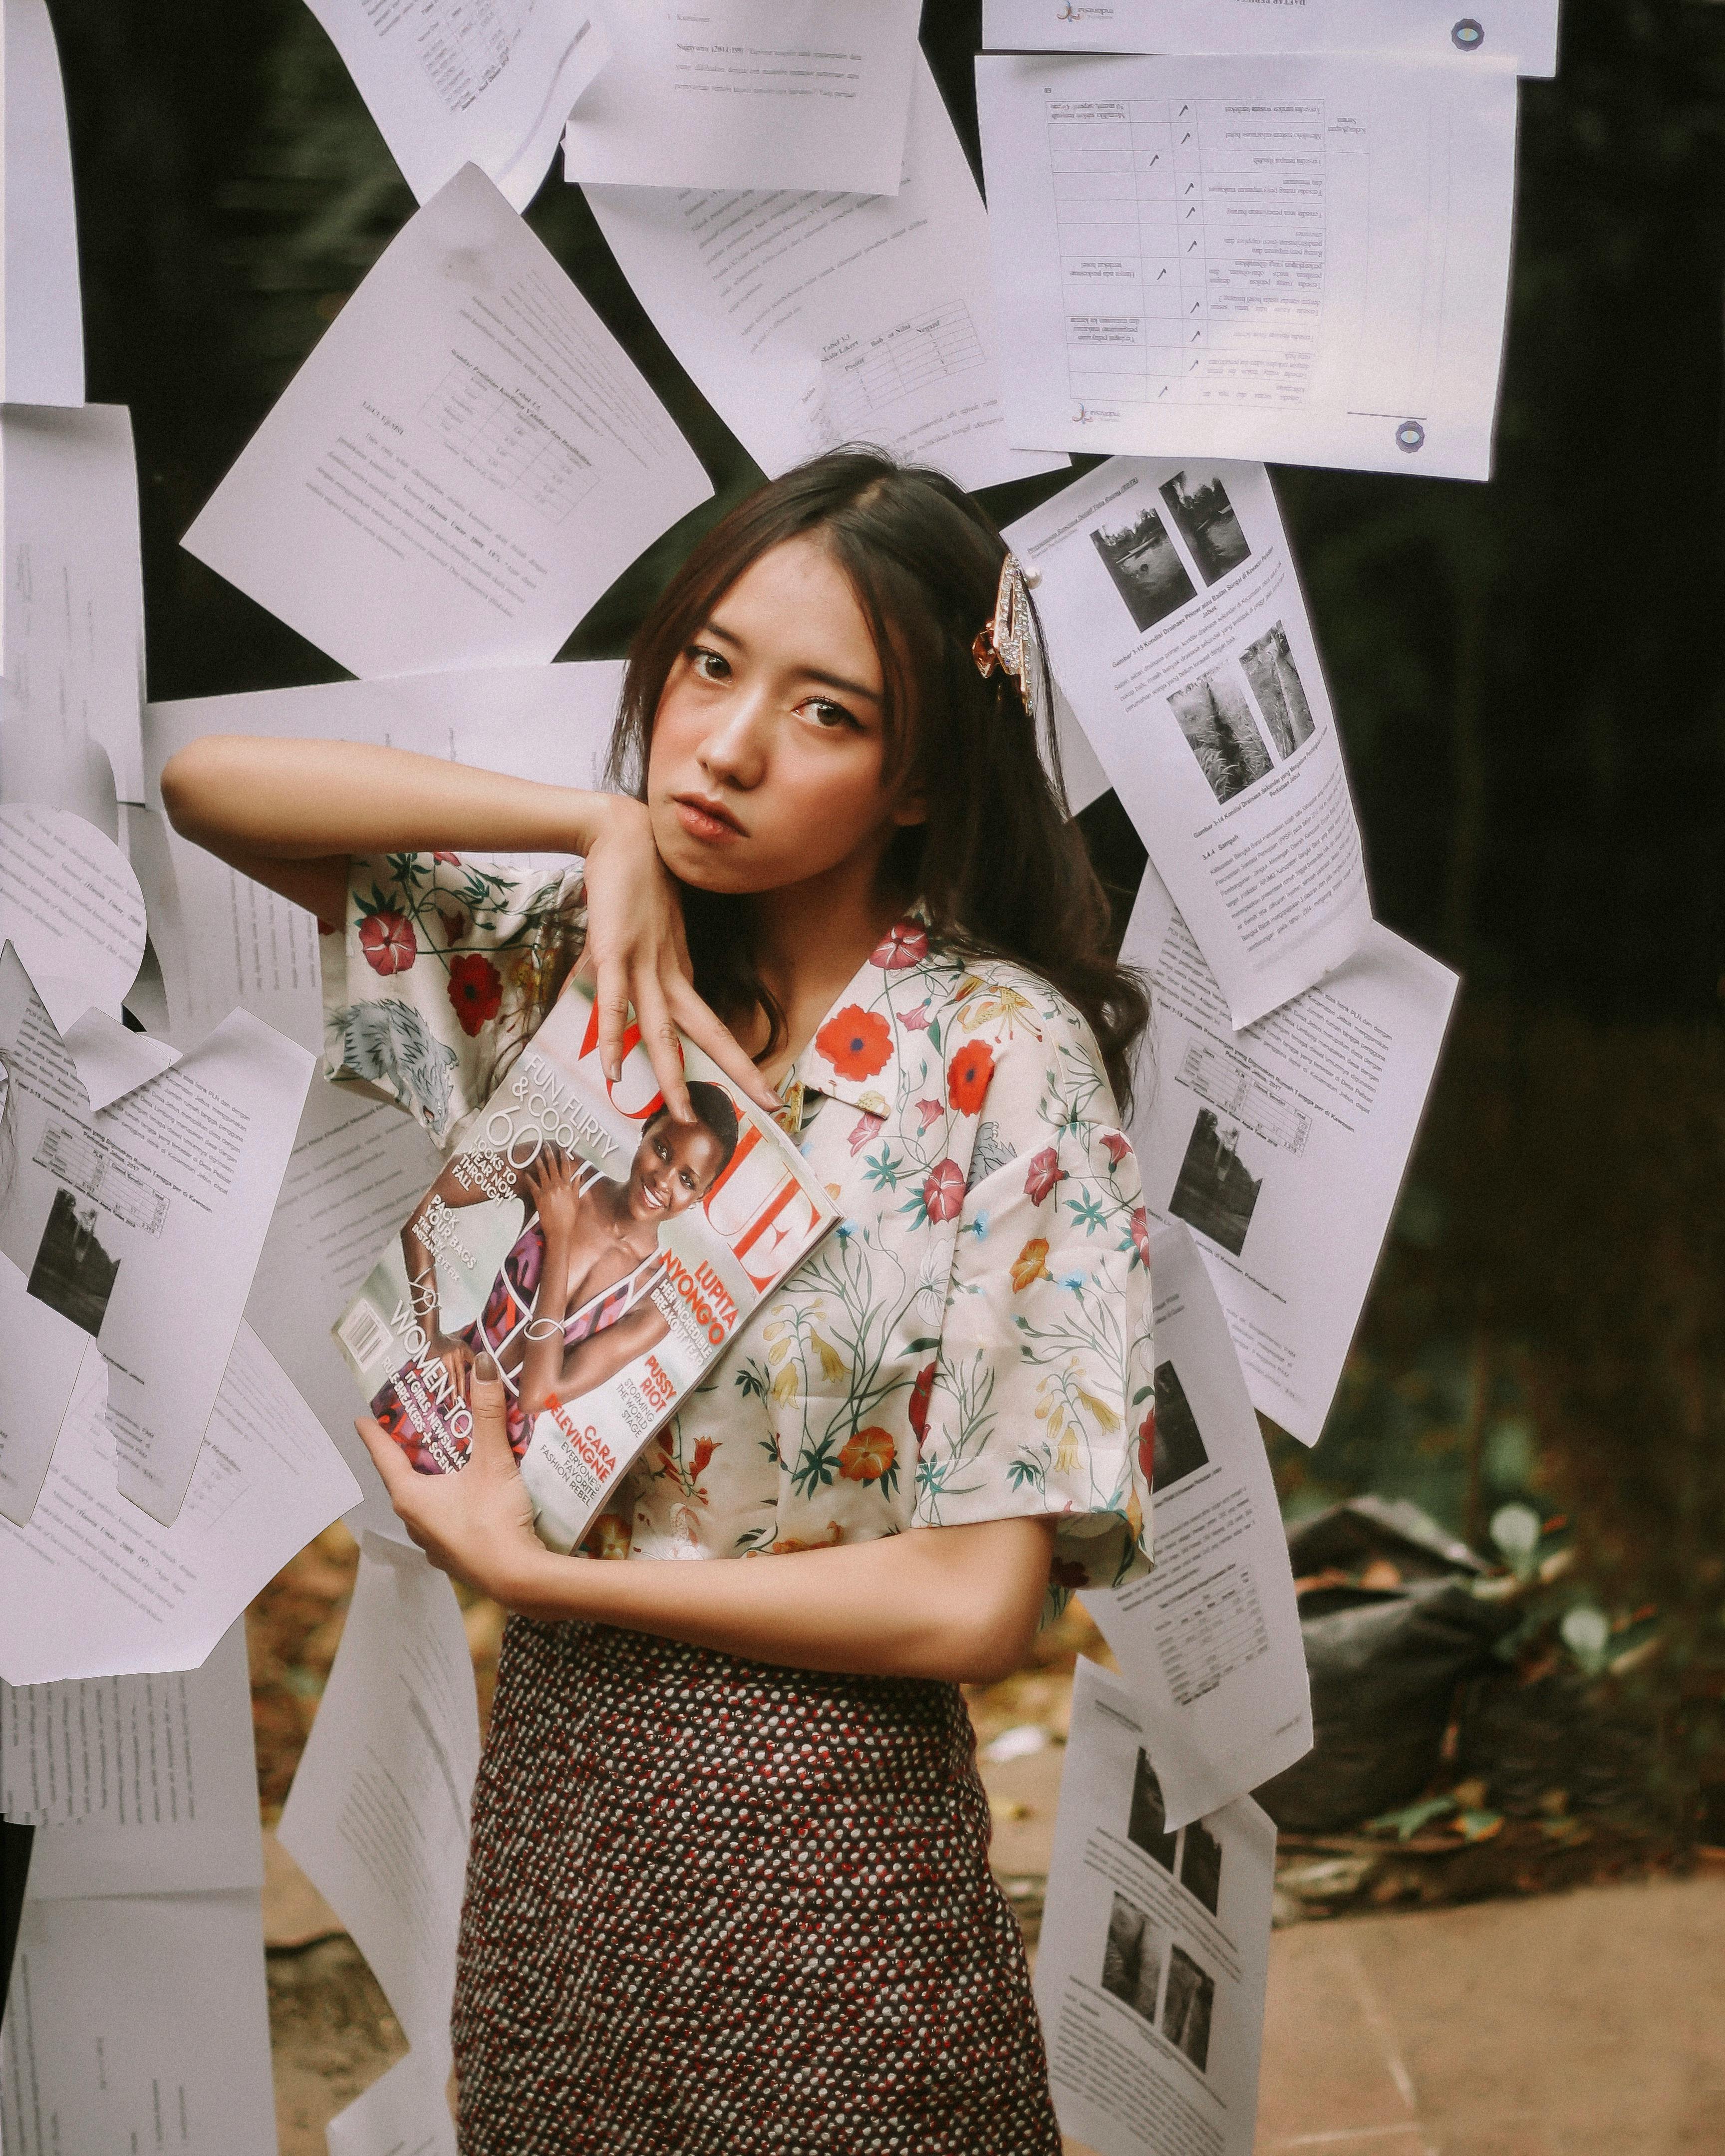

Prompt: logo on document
[
  {"left": 1073, "top": 403, "right": 1098, "bottom": 424},
  {"left": 1395, "top": 420, "right": 1427, "bottom": 454},
  {"left": 1451, "top": 17, "right": 1485, "bottom": 49}
]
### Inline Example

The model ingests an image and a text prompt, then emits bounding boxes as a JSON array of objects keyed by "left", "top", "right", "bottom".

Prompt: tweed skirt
[{"left": 451, "top": 1616, "right": 1062, "bottom": 2156}]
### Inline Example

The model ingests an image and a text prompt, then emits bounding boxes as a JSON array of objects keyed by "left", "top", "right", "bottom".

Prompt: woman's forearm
[
  {"left": 162, "top": 735, "right": 617, "bottom": 866},
  {"left": 498, "top": 1517, "right": 1056, "bottom": 1686}
]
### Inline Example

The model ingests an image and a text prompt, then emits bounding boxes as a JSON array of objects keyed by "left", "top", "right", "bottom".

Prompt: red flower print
[
  {"left": 946, "top": 1038, "right": 995, "bottom": 1116},
  {"left": 1101, "top": 1130, "right": 1131, "bottom": 1167},
  {"left": 848, "top": 1110, "right": 884, "bottom": 1157},
  {"left": 815, "top": 1004, "right": 892, "bottom": 1081},
  {"left": 358, "top": 909, "right": 416, "bottom": 976},
  {"left": 870, "top": 921, "right": 928, "bottom": 971},
  {"left": 1129, "top": 1205, "right": 1151, "bottom": 1270},
  {"left": 900, "top": 1003, "right": 932, "bottom": 1032},
  {"left": 923, "top": 1158, "right": 965, "bottom": 1223},
  {"left": 432, "top": 850, "right": 462, "bottom": 865},
  {"left": 690, "top": 1437, "right": 717, "bottom": 1479},
  {"left": 839, "top": 1427, "right": 896, "bottom": 1481},
  {"left": 914, "top": 1098, "right": 945, "bottom": 1132},
  {"left": 447, "top": 952, "right": 503, "bottom": 1037},
  {"left": 437, "top": 904, "right": 470, "bottom": 945},
  {"left": 1050, "top": 1557, "right": 1091, "bottom": 1591},
  {"left": 1137, "top": 1406, "right": 1157, "bottom": 1488},
  {"left": 1024, "top": 1146, "right": 1063, "bottom": 1204},
  {"left": 908, "top": 1360, "right": 936, "bottom": 1443}
]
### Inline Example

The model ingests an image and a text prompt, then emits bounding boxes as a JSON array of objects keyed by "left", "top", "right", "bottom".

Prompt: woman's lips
[{"left": 673, "top": 796, "right": 744, "bottom": 843}]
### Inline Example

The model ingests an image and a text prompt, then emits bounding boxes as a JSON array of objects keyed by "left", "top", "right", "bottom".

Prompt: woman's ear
[{"left": 891, "top": 786, "right": 928, "bottom": 830}]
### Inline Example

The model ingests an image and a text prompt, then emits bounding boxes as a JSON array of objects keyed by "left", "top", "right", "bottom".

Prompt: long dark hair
[{"left": 603, "top": 450, "right": 1150, "bottom": 1114}]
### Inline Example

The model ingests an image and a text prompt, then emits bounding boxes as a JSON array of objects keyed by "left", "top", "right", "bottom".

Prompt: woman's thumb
[{"left": 469, "top": 1353, "right": 512, "bottom": 1465}]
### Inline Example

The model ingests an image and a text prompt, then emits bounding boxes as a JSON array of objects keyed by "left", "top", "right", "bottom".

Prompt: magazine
[{"left": 332, "top": 983, "right": 837, "bottom": 1552}]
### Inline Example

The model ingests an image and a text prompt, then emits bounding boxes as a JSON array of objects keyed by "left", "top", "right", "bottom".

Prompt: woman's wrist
[{"left": 578, "top": 789, "right": 651, "bottom": 860}]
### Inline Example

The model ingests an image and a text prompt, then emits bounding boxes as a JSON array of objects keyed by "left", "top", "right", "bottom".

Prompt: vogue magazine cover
[{"left": 333, "top": 983, "right": 837, "bottom": 1551}]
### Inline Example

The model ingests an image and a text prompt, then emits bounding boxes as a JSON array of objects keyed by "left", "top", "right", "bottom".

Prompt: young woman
[
  {"left": 163, "top": 451, "right": 1156, "bottom": 2156},
  {"left": 375, "top": 1084, "right": 740, "bottom": 1465}
]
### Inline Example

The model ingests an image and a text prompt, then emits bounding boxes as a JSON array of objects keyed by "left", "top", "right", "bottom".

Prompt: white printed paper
[
  {"left": 307, "top": 0, "right": 610, "bottom": 211},
  {"left": 0, "top": 406, "right": 148, "bottom": 808},
  {"left": 183, "top": 164, "right": 712, "bottom": 678},
  {"left": 0, "top": 944, "right": 314, "bottom": 1523},
  {"left": 0, "top": 1891, "right": 278, "bottom": 2156},
  {"left": 982, "top": 0, "right": 1560, "bottom": 79},
  {"left": 1006, "top": 458, "right": 1369, "bottom": 1027},
  {"left": 977, "top": 55, "right": 1519, "bottom": 480},
  {"left": 0, "top": 806, "right": 147, "bottom": 1037},
  {"left": 0, "top": 1253, "right": 88, "bottom": 1529},
  {"left": 0, "top": 1621, "right": 262, "bottom": 1896},
  {"left": 1035, "top": 1657, "right": 1275, "bottom": 2156},
  {"left": 1123, "top": 861, "right": 1457, "bottom": 1442},
  {"left": 0, "top": 1325, "right": 360, "bottom": 1685},
  {"left": 583, "top": 54, "right": 1065, "bottom": 493},
  {"left": 326, "top": 2049, "right": 458, "bottom": 2156},
  {"left": 564, "top": 0, "right": 920, "bottom": 195},
  {"left": 246, "top": 1080, "right": 442, "bottom": 1546},
  {"left": 1, "top": 0, "right": 83, "bottom": 404},
  {"left": 279, "top": 1535, "right": 481, "bottom": 2057},
  {"left": 1083, "top": 1223, "right": 1309, "bottom": 1829}
]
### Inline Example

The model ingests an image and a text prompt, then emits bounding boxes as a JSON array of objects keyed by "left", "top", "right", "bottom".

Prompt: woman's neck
[{"left": 745, "top": 851, "right": 908, "bottom": 1081}]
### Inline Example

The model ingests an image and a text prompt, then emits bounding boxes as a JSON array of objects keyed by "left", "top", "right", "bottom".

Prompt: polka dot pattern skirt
[{"left": 451, "top": 1616, "right": 1063, "bottom": 2156}]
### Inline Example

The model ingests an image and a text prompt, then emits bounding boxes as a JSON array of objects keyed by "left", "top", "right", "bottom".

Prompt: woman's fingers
[
  {"left": 592, "top": 957, "right": 632, "bottom": 1087},
  {"left": 469, "top": 1354, "right": 514, "bottom": 1468},
  {"left": 667, "top": 974, "right": 781, "bottom": 1113},
  {"left": 630, "top": 971, "right": 693, "bottom": 1123},
  {"left": 355, "top": 1415, "right": 416, "bottom": 1504}
]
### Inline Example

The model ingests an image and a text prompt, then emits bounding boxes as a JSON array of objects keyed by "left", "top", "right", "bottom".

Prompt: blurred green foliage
[{"left": 43, "top": 0, "right": 1725, "bottom": 1807}]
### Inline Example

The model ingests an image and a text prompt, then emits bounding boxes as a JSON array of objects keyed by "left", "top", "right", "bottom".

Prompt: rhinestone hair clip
[{"left": 971, "top": 552, "right": 1042, "bottom": 725}]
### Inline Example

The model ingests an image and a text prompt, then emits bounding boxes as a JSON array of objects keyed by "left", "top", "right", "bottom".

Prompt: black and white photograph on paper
[
  {"left": 1179, "top": 1818, "right": 1224, "bottom": 1917},
  {"left": 1150, "top": 1358, "right": 1210, "bottom": 1493},
  {"left": 1089, "top": 505, "right": 1198, "bottom": 634},
  {"left": 1168, "top": 1108, "right": 1264, "bottom": 1258},
  {"left": 1167, "top": 668, "right": 1273, "bottom": 804},
  {"left": 1240, "top": 620, "right": 1317, "bottom": 760},
  {"left": 1101, "top": 1892, "right": 1166, "bottom": 2026},
  {"left": 1158, "top": 467, "right": 1252, "bottom": 586},
  {"left": 1162, "top": 1944, "right": 1216, "bottom": 2072},
  {"left": 26, "top": 1187, "right": 121, "bottom": 1335},
  {"left": 1127, "top": 1748, "right": 1179, "bottom": 1870}
]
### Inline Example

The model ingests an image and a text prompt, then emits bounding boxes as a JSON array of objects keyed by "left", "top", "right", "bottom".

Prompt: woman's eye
[
  {"left": 801, "top": 697, "right": 859, "bottom": 732},
  {"left": 687, "top": 645, "right": 729, "bottom": 682}
]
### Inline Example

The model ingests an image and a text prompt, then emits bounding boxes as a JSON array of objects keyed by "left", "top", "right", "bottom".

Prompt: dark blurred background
[{"left": 45, "top": 0, "right": 1725, "bottom": 1817}]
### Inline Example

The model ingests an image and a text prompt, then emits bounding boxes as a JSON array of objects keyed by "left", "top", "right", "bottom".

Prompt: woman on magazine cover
[
  {"left": 372, "top": 1085, "right": 740, "bottom": 1465},
  {"left": 163, "top": 451, "right": 1156, "bottom": 2156}
]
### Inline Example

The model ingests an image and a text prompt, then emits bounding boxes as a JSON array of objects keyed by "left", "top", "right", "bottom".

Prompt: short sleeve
[
  {"left": 912, "top": 1005, "right": 1155, "bottom": 1599},
  {"left": 320, "top": 850, "right": 584, "bottom": 1149}
]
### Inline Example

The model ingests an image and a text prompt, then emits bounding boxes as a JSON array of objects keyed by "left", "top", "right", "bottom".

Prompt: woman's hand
[
  {"left": 577, "top": 795, "right": 779, "bottom": 1120},
  {"left": 427, "top": 1330, "right": 474, "bottom": 1399},
  {"left": 524, "top": 1146, "right": 582, "bottom": 1251},
  {"left": 357, "top": 1358, "right": 559, "bottom": 1613}
]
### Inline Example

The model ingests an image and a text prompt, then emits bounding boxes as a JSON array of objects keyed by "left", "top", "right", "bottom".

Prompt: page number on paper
[
  {"left": 1396, "top": 420, "right": 1427, "bottom": 454},
  {"left": 1451, "top": 18, "right": 1485, "bottom": 49}
]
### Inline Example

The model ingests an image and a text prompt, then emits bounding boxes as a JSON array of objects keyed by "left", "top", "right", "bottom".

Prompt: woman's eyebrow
[{"left": 702, "top": 617, "right": 882, "bottom": 705}]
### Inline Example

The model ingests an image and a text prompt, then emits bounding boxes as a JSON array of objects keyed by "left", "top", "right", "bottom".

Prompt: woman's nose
[{"left": 698, "top": 696, "right": 771, "bottom": 789}]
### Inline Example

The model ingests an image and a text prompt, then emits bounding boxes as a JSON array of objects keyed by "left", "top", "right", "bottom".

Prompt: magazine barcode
[{"left": 337, "top": 1300, "right": 393, "bottom": 1372}]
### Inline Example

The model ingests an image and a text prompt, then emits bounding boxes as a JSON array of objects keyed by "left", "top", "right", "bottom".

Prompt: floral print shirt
[{"left": 323, "top": 853, "right": 1155, "bottom": 1602}]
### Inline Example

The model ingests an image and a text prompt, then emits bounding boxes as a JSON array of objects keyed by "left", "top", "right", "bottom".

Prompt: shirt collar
[{"left": 791, "top": 909, "right": 937, "bottom": 1115}]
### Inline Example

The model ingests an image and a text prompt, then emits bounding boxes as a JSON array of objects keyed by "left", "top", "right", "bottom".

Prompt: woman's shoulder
[{"left": 923, "top": 947, "right": 1122, "bottom": 1134}]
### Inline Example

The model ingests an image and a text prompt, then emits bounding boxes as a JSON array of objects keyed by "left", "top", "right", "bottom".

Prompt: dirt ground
[{"left": 254, "top": 1529, "right": 1694, "bottom": 2150}]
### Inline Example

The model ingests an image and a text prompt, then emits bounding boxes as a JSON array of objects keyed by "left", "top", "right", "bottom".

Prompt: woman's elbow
[{"left": 159, "top": 736, "right": 229, "bottom": 840}]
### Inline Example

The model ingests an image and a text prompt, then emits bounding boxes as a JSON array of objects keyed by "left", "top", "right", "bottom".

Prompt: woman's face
[
  {"left": 645, "top": 535, "right": 923, "bottom": 895},
  {"left": 626, "top": 1117, "right": 726, "bottom": 1222}
]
